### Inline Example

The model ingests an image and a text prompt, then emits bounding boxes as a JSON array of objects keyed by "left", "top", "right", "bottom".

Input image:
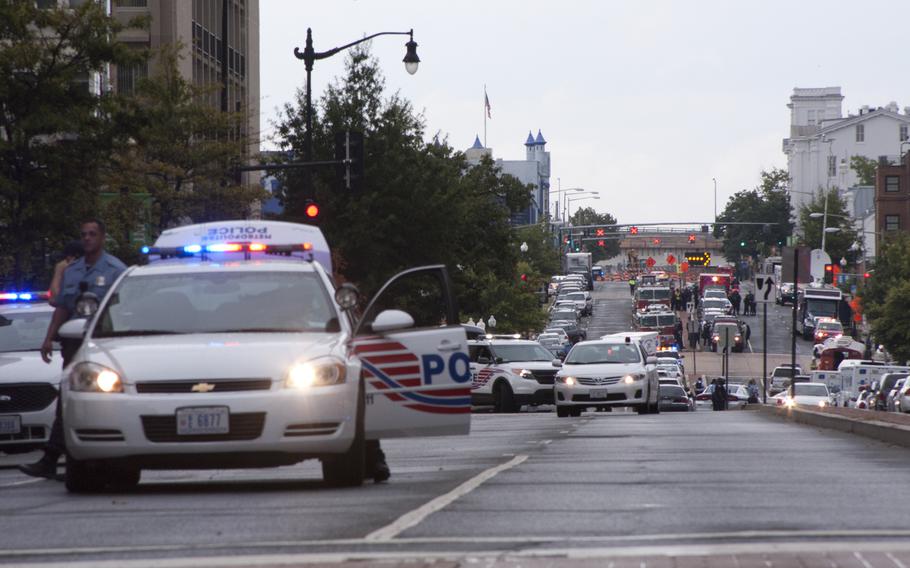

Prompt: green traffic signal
[{"left": 739, "top": 241, "right": 746, "bottom": 247}]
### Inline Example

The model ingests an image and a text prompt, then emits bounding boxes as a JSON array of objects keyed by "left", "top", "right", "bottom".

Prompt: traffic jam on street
[{"left": 5, "top": 2, "right": 910, "bottom": 568}]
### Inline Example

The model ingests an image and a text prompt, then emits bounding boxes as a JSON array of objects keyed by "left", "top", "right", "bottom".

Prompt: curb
[{"left": 757, "top": 405, "right": 910, "bottom": 449}]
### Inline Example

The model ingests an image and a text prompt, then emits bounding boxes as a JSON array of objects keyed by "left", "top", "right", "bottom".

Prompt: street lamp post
[
  {"left": 567, "top": 195, "right": 600, "bottom": 223},
  {"left": 551, "top": 187, "right": 584, "bottom": 222},
  {"left": 293, "top": 28, "right": 419, "bottom": 217},
  {"left": 819, "top": 137, "right": 836, "bottom": 253}
]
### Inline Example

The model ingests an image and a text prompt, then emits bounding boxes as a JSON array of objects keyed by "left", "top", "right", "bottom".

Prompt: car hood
[
  {"left": 793, "top": 395, "right": 829, "bottom": 404},
  {"left": 0, "top": 351, "right": 63, "bottom": 384},
  {"left": 78, "top": 333, "right": 345, "bottom": 383},
  {"left": 557, "top": 362, "right": 647, "bottom": 377}
]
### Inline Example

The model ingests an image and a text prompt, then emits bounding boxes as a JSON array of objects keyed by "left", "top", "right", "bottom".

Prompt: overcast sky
[{"left": 259, "top": 0, "right": 910, "bottom": 225}]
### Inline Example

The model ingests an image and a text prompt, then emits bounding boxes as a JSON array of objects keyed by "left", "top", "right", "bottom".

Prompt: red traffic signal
[
  {"left": 520, "top": 273, "right": 528, "bottom": 282},
  {"left": 864, "top": 272, "right": 872, "bottom": 279},
  {"left": 688, "top": 233, "right": 696, "bottom": 243},
  {"left": 597, "top": 240, "right": 605, "bottom": 247},
  {"left": 652, "top": 238, "right": 661, "bottom": 245},
  {"left": 595, "top": 228, "right": 605, "bottom": 237},
  {"left": 304, "top": 200, "right": 320, "bottom": 219},
  {"left": 629, "top": 226, "right": 638, "bottom": 235},
  {"left": 823, "top": 263, "right": 834, "bottom": 284}
]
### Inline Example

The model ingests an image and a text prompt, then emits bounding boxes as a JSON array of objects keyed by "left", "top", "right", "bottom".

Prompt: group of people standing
[{"left": 727, "top": 289, "right": 757, "bottom": 316}]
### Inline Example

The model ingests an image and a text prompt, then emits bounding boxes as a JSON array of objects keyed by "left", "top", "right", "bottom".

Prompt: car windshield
[
  {"left": 492, "top": 344, "right": 555, "bottom": 362},
  {"left": 794, "top": 384, "right": 829, "bottom": 397},
  {"left": 94, "top": 271, "right": 336, "bottom": 336},
  {"left": 806, "top": 299, "right": 838, "bottom": 318},
  {"left": 703, "top": 299, "right": 727, "bottom": 309},
  {"left": 657, "top": 315, "right": 676, "bottom": 326},
  {"left": 0, "top": 310, "right": 58, "bottom": 352},
  {"left": 818, "top": 321, "right": 842, "bottom": 331},
  {"left": 638, "top": 289, "right": 654, "bottom": 300},
  {"left": 639, "top": 315, "right": 657, "bottom": 327},
  {"left": 661, "top": 386, "right": 686, "bottom": 397},
  {"left": 565, "top": 343, "right": 641, "bottom": 365},
  {"left": 653, "top": 288, "right": 670, "bottom": 300},
  {"left": 552, "top": 310, "right": 576, "bottom": 320},
  {"left": 714, "top": 324, "right": 738, "bottom": 334},
  {"left": 565, "top": 292, "right": 585, "bottom": 300}
]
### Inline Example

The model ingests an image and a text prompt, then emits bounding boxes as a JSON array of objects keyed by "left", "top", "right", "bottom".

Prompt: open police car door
[{"left": 352, "top": 265, "right": 471, "bottom": 440}]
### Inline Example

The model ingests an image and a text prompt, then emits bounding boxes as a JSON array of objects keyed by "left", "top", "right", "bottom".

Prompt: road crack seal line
[{"left": 364, "top": 454, "right": 529, "bottom": 542}]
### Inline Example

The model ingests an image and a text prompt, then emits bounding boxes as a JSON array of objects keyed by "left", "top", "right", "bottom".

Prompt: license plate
[
  {"left": 176, "top": 407, "right": 229, "bottom": 435},
  {"left": 589, "top": 389, "right": 608, "bottom": 399},
  {"left": 0, "top": 415, "right": 21, "bottom": 435}
]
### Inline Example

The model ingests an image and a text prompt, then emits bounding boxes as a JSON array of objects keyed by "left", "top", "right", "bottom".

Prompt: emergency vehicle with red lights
[{"left": 57, "top": 220, "right": 470, "bottom": 493}]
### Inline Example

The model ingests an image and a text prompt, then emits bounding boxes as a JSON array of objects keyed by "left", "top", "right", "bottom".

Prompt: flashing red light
[
  {"left": 305, "top": 202, "right": 320, "bottom": 218},
  {"left": 864, "top": 272, "right": 872, "bottom": 279},
  {"left": 206, "top": 243, "right": 243, "bottom": 253},
  {"left": 598, "top": 240, "right": 605, "bottom": 247},
  {"left": 520, "top": 273, "right": 528, "bottom": 282},
  {"left": 596, "top": 228, "right": 605, "bottom": 237},
  {"left": 249, "top": 243, "right": 267, "bottom": 252},
  {"left": 652, "top": 238, "right": 660, "bottom": 245},
  {"left": 629, "top": 226, "right": 639, "bottom": 235},
  {"left": 688, "top": 233, "right": 696, "bottom": 243}
]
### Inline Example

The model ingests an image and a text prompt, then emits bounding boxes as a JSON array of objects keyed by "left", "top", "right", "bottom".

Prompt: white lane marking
[
  {"left": 0, "top": 477, "right": 45, "bottom": 488},
  {"left": 12, "top": 539, "right": 910, "bottom": 568},
  {"left": 540, "top": 439, "right": 552, "bottom": 445},
  {"left": 888, "top": 552, "right": 909, "bottom": 568},
  {"left": 364, "top": 454, "right": 528, "bottom": 542},
  {"left": 854, "top": 551, "right": 875, "bottom": 568}
]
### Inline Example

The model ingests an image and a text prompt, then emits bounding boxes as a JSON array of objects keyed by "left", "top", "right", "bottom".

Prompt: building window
[
  {"left": 856, "top": 124, "right": 865, "bottom": 142},
  {"left": 885, "top": 215, "right": 900, "bottom": 231},
  {"left": 113, "top": 0, "right": 148, "bottom": 6},
  {"left": 901, "top": 124, "right": 909, "bottom": 142},
  {"left": 116, "top": 61, "right": 147, "bottom": 96},
  {"left": 828, "top": 155, "right": 837, "bottom": 177},
  {"left": 885, "top": 176, "right": 900, "bottom": 193},
  {"left": 807, "top": 110, "right": 816, "bottom": 126}
]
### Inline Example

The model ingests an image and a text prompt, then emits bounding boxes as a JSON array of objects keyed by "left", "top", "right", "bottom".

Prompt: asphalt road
[{"left": 1, "top": 282, "right": 904, "bottom": 566}]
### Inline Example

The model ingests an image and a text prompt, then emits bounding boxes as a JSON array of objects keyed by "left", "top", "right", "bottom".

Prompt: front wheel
[
  {"left": 556, "top": 405, "right": 571, "bottom": 418},
  {"left": 65, "top": 457, "right": 107, "bottom": 494},
  {"left": 493, "top": 382, "right": 520, "bottom": 413},
  {"left": 322, "top": 382, "right": 366, "bottom": 487}
]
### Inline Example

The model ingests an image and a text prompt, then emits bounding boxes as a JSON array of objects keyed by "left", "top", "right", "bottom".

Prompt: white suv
[
  {"left": 554, "top": 337, "right": 659, "bottom": 417},
  {"left": 469, "top": 337, "right": 560, "bottom": 412}
]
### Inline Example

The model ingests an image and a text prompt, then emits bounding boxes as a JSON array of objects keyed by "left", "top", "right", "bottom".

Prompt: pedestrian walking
[
  {"left": 712, "top": 379, "right": 728, "bottom": 411},
  {"left": 730, "top": 290, "right": 741, "bottom": 316},
  {"left": 686, "top": 315, "right": 700, "bottom": 350},
  {"left": 19, "top": 219, "right": 127, "bottom": 480},
  {"left": 747, "top": 379, "right": 759, "bottom": 403},
  {"left": 674, "top": 320, "right": 683, "bottom": 347},
  {"left": 629, "top": 277, "right": 637, "bottom": 296}
]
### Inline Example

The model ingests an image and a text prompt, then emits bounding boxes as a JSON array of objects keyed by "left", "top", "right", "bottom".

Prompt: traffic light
[
  {"left": 739, "top": 241, "right": 746, "bottom": 247},
  {"left": 596, "top": 228, "right": 605, "bottom": 237},
  {"left": 688, "top": 233, "right": 696, "bottom": 243},
  {"left": 629, "top": 226, "right": 638, "bottom": 235},
  {"left": 334, "top": 130, "right": 365, "bottom": 191},
  {"left": 864, "top": 271, "right": 872, "bottom": 279},
  {"left": 597, "top": 240, "right": 605, "bottom": 247},
  {"left": 823, "top": 263, "right": 834, "bottom": 284},
  {"left": 304, "top": 200, "right": 320, "bottom": 220},
  {"left": 520, "top": 273, "right": 528, "bottom": 283},
  {"left": 652, "top": 238, "right": 661, "bottom": 245}
]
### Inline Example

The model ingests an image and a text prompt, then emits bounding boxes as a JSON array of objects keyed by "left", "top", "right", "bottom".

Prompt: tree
[
  {"left": 860, "top": 232, "right": 910, "bottom": 324},
  {"left": 0, "top": 2, "right": 146, "bottom": 288},
  {"left": 869, "top": 281, "right": 910, "bottom": 365},
  {"left": 850, "top": 155, "right": 877, "bottom": 186},
  {"left": 797, "top": 187, "right": 860, "bottom": 263},
  {"left": 103, "top": 44, "right": 266, "bottom": 249},
  {"left": 713, "top": 168, "right": 793, "bottom": 263},
  {"left": 274, "top": 44, "right": 543, "bottom": 331},
  {"left": 569, "top": 206, "right": 620, "bottom": 261}
]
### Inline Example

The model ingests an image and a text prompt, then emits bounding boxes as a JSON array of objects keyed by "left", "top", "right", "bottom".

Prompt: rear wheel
[
  {"left": 569, "top": 406, "right": 583, "bottom": 417},
  {"left": 322, "top": 382, "right": 366, "bottom": 487},
  {"left": 493, "top": 382, "right": 519, "bottom": 413}
]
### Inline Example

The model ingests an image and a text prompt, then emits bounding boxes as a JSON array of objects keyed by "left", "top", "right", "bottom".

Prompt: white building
[
  {"left": 465, "top": 131, "right": 551, "bottom": 225},
  {"left": 782, "top": 87, "right": 910, "bottom": 215}
]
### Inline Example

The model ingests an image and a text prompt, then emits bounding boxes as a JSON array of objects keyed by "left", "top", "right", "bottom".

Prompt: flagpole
[{"left": 483, "top": 84, "right": 487, "bottom": 148}]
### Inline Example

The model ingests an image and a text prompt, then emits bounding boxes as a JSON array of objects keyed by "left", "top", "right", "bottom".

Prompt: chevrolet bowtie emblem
[{"left": 191, "top": 383, "right": 215, "bottom": 393}]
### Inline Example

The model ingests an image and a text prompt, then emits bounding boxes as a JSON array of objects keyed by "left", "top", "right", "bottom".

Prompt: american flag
[{"left": 484, "top": 90, "right": 491, "bottom": 119}]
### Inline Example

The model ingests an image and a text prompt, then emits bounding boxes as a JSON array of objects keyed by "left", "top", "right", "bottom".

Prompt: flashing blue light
[
  {"left": 183, "top": 245, "right": 202, "bottom": 254},
  {"left": 141, "top": 246, "right": 150, "bottom": 254},
  {"left": 18, "top": 293, "right": 32, "bottom": 300}
]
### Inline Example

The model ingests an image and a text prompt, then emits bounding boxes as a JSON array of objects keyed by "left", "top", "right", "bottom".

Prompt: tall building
[
  {"left": 783, "top": 87, "right": 910, "bottom": 215},
  {"left": 465, "top": 131, "right": 551, "bottom": 226},
  {"left": 110, "top": 0, "right": 260, "bottom": 175},
  {"left": 874, "top": 152, "right": 910, "bottom": 255}
]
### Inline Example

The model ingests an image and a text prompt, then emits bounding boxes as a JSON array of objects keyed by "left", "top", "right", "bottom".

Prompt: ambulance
[{"left": 58, "top": 220, "right": 471, "bottom": 493}]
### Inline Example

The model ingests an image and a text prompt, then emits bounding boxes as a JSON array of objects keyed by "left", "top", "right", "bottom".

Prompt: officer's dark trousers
[{"left": 46, "top": 338, "right": 81, "bottom": 459}]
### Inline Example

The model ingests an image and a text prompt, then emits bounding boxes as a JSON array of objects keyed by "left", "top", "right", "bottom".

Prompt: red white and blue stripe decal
[{"left": 353, "top": 338, "right": 471, "bottom": 414}]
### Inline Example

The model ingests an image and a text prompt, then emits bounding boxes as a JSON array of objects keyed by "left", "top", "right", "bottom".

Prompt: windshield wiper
[{"left": 97, "top": 330, "right": 183, "bottom": 337}]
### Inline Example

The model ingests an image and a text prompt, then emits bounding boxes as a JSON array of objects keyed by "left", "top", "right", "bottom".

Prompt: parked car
[
  {"left": 694, "top": 383, "right": 749, "bottom": 409},
  {"left": 874, "top": 373, "right": 908, "bottom": 411},
  {"left": 658, "top": 384, "right": 695, "bottom": 412},
  {"left": 896, "top": 380, "right": 910, "bottom": 413},
  {"left": 785, "top": 382, "right": 831, "bottom": 408},
  {"left": 886, "top": 377, "right": 907, "bottom": 412},
  {"left": 854, "top": 389, "right": 872, "bottom": 410}
]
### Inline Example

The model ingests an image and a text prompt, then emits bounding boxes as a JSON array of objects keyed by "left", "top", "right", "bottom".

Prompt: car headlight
[
  {"left": 784, "top": 398, "right": 795, "bottom": 408},
  {"left": 69, "top": 362, "right": 123, "bottom": 393},
  {"left": 512, "top": 368, "right": 535, "bottom": 379},
  {"left": 818, "top": 400, "right": 827, "bottom": 408},
  {"left": 285, "top": 358, "right": 347, "bottom": 389},
  {"left": 558, "top": 376, "right": 576, "bottom": 386},
  {"left": 623, "top": 373, "right": 644, "bottom": 384}
]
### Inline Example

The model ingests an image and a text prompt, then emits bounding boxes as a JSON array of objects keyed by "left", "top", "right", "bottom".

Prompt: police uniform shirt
[{"left": 59, "top": 252, "right": 127, "bottom": 316}]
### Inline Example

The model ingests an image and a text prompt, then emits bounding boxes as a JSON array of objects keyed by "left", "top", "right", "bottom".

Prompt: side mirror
[
  {"left": 477, "top": 356, "right": 492, "bottom": 365},
  {"left": 59, "top": 318, "right": 88, "bottom": 340},
  {"left": 646, "top": 356, "right": 658, "bottom": 365},
  {"left": 334, "top": 283, "right": 360, "bottom": 311},
  {"left": 371, "top": 309, "right": 414, "bottom": 333},
  {"left": 552, "top": 359, "right": 563, "bottom": 367}
]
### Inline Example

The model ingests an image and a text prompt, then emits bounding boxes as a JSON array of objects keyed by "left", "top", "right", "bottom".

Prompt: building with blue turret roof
[{"left": 465, "top": 130, "right": 551, "bottom": 226}]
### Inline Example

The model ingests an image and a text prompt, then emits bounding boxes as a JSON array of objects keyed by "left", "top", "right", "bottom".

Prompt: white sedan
[
  {"left": 694, "top": 383, "right": 750, "bottom": 409},
  {"left": 783, "top": 382, "right": 832, "bottom": 409}
]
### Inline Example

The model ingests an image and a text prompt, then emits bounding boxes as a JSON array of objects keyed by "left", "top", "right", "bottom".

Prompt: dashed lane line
[{"left": 364, "top": 454, "right": 529, "bottom": 542}]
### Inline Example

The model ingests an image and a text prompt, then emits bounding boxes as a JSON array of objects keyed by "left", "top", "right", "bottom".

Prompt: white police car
[
  {"left": 58, "top": 220, "right": 471, "bottom": 492},
  {"left": 469, "top": 335, "right": 560, "bottom": 412},
  {"left": 0, "top": 292, "right": 60, "bottom": 454},
  {"left": 554, "top": 336, "right": 660, "bottom": 417}
]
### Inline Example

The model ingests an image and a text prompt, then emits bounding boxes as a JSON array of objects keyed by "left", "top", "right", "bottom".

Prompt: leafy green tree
[
  {"left": 569, "top": 206, "right": 620, "bottom": 261},
  {"left": 869, "top": 280, "right": 910, "bottom": 365},
  {"left": 714, "top": 168, "right": 793, "bottom": 262},
  {"left": 274, "top": 44, "right": 543, "bottom": 331},
  {"left": 104, "top": 45, "right": 266, "bottom": 242},
  {"left": 0, "top": 2, "right": 146, "bottom": 288},
  {"left": 850, "top": 155, "right": 877, "bottom": 186},
  {"left": 860, "top": 232, "right": 910, "bottom": 323},
  {"left": 797, "top": 187, "right": 860, "bottom": 263}
]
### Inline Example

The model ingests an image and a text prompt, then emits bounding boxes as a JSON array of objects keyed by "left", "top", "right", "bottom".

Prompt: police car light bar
[
  {"left": 142, "top": 242, "right": 314, "bottom": 258},
  {"left": 0, "top": 291, "right": 50, "bottom": 302}
]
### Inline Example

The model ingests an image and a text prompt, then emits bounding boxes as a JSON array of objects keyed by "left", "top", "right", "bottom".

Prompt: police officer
[
  {"left": 629, "top": 276, "right": 637, "bottom": 296},
  {"left": 19, "top": 219, "right": 126, "bottom": 480}
]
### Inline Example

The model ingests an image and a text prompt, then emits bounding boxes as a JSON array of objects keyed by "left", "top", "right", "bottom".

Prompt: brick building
[{"left": 874, "top": 152, "right": 910, "bottom": 252}]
